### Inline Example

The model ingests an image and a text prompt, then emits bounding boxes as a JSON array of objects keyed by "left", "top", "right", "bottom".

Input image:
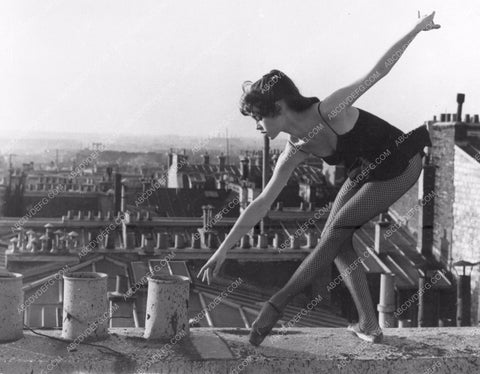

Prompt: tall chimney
[
  {"left": 457, "top": 93, "right": 465, "bottom": 123},
  {"left": 167, "top": 148, "right": 173, "bottom": 169},
  {"left": 121, "top": 182, "right": 126, "bottom": 213},
  {"left": 202, "top": 152, "right": 210, "bottom": 165},
  {"left": 249, "top": 151, "right": 257, "bottom": 177},
  {"left": 114, "top": 173, "right": 122, "bottom": 214},
  {"left": 218, "top": 152, "right": 226, "bottom": 172},
  {"left": 240, "top": 155, "right": 249, "bottom": 180}
]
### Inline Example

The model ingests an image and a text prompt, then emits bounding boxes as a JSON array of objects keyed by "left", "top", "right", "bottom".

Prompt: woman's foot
[
  {"left": 347, "top": 323, "right": 383, "bottom": 343},
  {"left": 249, "top": 300, "right": 284, "bottom": 347}
]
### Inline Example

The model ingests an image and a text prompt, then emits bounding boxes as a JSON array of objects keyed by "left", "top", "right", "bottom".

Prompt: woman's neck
[{"left": 283, "top": 102, "right": 321, "bottom": 139}]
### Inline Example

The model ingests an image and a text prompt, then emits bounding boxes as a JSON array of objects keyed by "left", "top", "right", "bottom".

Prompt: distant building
[{"left": 165, "top": 148, "right": 337, "bottom": 211}]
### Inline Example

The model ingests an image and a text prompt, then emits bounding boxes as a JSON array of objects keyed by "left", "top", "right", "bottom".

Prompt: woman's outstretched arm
[
  {"left": 197, "top": 144, "right": 309, "bottom": 284},
  {"left": 322, "top": 11, "right": 441, "bottom": 121}
]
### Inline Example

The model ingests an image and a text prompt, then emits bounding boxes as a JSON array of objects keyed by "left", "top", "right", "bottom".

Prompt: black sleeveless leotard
[{"left": 288, "top": 102, "right": 432, "bottom": 184}]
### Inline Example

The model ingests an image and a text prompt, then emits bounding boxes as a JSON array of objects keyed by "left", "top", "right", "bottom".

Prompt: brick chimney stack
[{"left": 429, "top": 107, "right": 457, "bottom": 263}]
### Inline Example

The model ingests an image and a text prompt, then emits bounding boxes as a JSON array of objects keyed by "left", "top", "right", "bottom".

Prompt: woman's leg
[
  {"left": 252, "top": 173, "right": 361, "bottom": 329},
  {"left": 319, "top": 170, "right": 379, "bottom": 332},
  {"left": 269, "top": 153, "right": 424, "bottom": 325}
]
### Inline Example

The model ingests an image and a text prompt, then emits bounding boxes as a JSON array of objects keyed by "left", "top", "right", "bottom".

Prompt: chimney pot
[
  {"left": 289, "top": 235, "right": 300, "bottom": 249},
  {"left": 256, "top": 233, "right": 268, "bottom": 248},
  {"left": 191, "top": 232, "right": 201, "bottom": 249},
  {"left": 240, "top": 234, "right": 251, "bottom": 249},
  {"left": 174, "top": 233, "right": 185, "bottom": 249},
  {"left": 156, "top": 232, "right": 169, "bottom": 249},
  {"left": 474, "top": 115, "right": 480, "bottom": 124},
  {"left": 273, "top": 232, "right": 284, "bottom": 248}
]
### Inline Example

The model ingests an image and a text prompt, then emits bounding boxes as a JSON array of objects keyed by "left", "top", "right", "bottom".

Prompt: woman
[{"left": 197, "top": 11, "right": 440, "bottom": 346}]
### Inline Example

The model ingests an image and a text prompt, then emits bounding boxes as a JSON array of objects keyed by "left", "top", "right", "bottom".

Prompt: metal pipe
[
  {"left": 377, "top": 273, "right": 396, "bottom": 328},
  {"left": 457, "top": 274, "right": 471, "bottom": 326},
  {"left": 417, "top": 276, "right": 426, "bottom": 327},
  {"left": 456, "top": 93, "right": 465, "bottom": 122}
]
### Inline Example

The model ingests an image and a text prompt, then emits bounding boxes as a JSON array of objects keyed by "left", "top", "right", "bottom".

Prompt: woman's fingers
[
  {"left": 197, "top": 264, "right": 207, "bottom": 279},
  {"left": 198, "top": 253, "right": 224, "bottom": 284},
  {"left": 201, "top": 268, "right": 208, "bottom": 283},
  {"left": 199, "top": 263, "right": 213, "bottom": 284}
]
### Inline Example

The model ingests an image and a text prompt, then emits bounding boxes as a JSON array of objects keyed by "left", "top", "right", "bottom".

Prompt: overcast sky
[{"left": 1, "top": 0, "right": 479, "bottom": 141}]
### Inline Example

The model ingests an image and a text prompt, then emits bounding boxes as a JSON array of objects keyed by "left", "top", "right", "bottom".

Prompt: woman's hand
[
  {"left": 415, "top": 11, "right": 441, "bottom": 32},
  {"left": 197, "top": 249, "right": 227, "bottom": 285}
]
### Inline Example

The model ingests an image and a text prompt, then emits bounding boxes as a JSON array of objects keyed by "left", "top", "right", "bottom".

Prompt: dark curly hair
[{"left": 239, "top": 69, "right": 319, "bottom": 118}]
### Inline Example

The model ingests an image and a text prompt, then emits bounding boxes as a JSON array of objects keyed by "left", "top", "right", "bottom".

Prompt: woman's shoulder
[{"left": 319, "top": 101, "right": 361, "bottom": 136}]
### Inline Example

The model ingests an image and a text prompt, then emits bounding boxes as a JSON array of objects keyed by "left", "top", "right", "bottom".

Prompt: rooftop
[{"left": 2, "top": 327, "right": 479, "bottom": 373}]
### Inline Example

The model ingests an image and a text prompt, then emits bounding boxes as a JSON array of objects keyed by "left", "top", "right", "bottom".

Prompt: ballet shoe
[
  {"left": 347, "top": 323, "right": 383, "bottom": 343},
  {"left": 248, "top": 300, "right": 284, "bottom": 347}
]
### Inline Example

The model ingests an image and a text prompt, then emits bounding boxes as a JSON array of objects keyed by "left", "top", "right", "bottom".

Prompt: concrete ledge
[{"left": 1, "top": 327, "right": 479, "bottom": 373}]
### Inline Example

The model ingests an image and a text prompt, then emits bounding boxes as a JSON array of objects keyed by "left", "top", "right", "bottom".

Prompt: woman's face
[{"left": 251, "top": 105, "right": 283, "bottom": 139}]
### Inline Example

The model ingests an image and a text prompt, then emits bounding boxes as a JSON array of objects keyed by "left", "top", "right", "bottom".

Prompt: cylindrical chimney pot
[
  {"left": 273, "top": 232, "right": 284, "bottom": 249},
  {"left": 174, "top": 233, "right": 185, "bottom": 249},
  {"left": 156, "top": 232, "right": 169, "bottom": 250},
  {"left": 240, "top": 234, "right": 251, "bottom": 249},
  {"left": 191, "top": 233, "right": 201, "bottom": 249},
  {"left": 144, "top": 275, "right": 190, "bottom": 340},
  {"left": 257, "top": 233, "right": 268, "bottom": 248},
  {"left": 62, "top": 272, "right": 108, "bottom": 342},
  {"left": 0, "top": 273, "right": 23, "bottom": 342},
  {"left": 289, "top": 235, "right": 300, "bottom": 249}
]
